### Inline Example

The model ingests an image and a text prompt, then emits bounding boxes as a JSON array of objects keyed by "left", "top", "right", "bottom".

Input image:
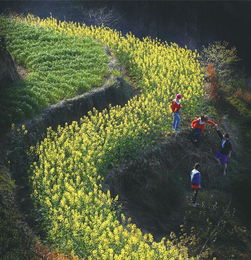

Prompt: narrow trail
[{"left": 104, "top": 109, "right": 251, "bottom": 259}]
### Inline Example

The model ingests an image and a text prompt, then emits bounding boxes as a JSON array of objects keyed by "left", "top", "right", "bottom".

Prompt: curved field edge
[
  {"left": 0, "top": 16, "right": 109, "bottom": 128},
  {"left": 18, "top": 15, "right": 205, "bottom": 258}
]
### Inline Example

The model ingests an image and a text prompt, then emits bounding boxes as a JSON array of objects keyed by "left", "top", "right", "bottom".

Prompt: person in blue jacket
[{"left": 190, "top": 162, "right": 201, "bottom": 207}]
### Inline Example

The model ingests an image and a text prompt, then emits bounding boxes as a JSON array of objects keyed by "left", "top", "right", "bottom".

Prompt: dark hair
[
  {"left": 194, "top": 162, "right": 200, "bottom": 170},
  {"left": 201, "top": 115, "right": 208, "bottom": 122},
  {"left": 224, "top": 133, "right": 229, "bottom": 139}
]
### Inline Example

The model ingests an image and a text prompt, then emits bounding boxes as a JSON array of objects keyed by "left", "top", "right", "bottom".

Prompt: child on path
[
  {"left": 190, "top": 162, "right": 201, "bottom": 207},
  {"left": 215, "top": 127, "right": 232, "bottom": 176},
  {"left": 170, "top": 94, "right": 182, "bottom": 131},
  {"left": 191, "top": 115, "right": 217, "bottom": 143}
]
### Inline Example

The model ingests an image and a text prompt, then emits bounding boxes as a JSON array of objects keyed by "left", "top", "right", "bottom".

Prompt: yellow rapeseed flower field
[{"left": 14, "top": 14, "right": 205, "bottom": 258}]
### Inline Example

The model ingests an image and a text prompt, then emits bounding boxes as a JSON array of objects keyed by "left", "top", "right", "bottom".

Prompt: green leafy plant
[
  {"left": 0, "top": 17, "right": 109, "bottom": 128},
  {"left": 200, "top": 41, "right": 239, "bottom": 83}
]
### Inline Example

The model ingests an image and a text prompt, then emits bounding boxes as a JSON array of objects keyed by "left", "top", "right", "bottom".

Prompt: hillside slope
[{"left": 1, "top": 14, "right": 251, "bottom": 260}]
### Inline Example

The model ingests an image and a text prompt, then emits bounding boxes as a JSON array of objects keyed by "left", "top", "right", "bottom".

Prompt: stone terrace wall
[
  {"left": 0, "top": 36, "right": 20, "bottom": 89},
  {"left": 21, "top": 77, "right": 134, "bottom": 140}
]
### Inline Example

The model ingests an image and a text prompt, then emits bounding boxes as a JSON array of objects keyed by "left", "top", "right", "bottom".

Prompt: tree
[
  {"left": 200, "top": 41, "right": 240, "bottom": 84},
  {"left": 87, "top": 7, "right": 120, "bottom": 28}
]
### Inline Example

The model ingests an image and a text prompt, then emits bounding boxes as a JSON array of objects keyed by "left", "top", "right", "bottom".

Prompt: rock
[{"left": 0, "top": 36, "right": 20, "bottom": 89}]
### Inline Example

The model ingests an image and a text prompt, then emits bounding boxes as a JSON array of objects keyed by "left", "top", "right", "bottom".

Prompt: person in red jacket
[
  {"left": 170, "top": 93, "right": 182, "bottom": 131},
  {"left": 191, "top": 115, "right": 217, "bottom": 143}
]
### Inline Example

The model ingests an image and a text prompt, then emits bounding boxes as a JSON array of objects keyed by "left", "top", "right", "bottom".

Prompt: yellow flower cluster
[{"left": 13, "top": 14, "right": 204, "bottom": 258}]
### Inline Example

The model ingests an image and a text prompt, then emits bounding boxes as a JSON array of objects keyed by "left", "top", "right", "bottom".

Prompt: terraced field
[
  {"left": 0, "top": 17, "right": 109, "bottom": 127},
  {"left": 5, "top": 15, "right": 206, "bottom": 259}
]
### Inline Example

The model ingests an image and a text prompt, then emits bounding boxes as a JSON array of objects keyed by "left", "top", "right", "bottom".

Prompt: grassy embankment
[
  {"left": 0, "top": 165, "right": 36, "bottom": 259},
  {"left": 219, "top": 75, "right": 251, "bottom": 226}
]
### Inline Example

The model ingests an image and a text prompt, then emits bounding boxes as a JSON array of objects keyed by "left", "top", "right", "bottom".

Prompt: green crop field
[{"left": 0, "top": 17, "right": 109, "bottom": 128}]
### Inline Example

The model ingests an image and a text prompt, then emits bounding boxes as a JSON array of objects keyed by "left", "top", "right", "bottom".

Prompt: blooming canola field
[{"left": 11, "top": 15, "right": 205, "bottom": 259}]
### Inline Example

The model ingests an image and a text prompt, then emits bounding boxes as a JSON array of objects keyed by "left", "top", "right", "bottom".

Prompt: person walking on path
[
  {"left": 190, "top": 162, "right": 201, "bottom": 207},
  {"left": 215, "top": 127, "right": 232, "bottom": 176},
  {"left": 170, "top": 93, "right": 182, "bottom": 131},
  {"left": 191, "top": 115, "right": 217, "bottom": 143}
]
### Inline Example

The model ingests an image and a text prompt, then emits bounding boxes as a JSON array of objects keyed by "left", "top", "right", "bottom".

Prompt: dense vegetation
[
  {"left": 4, "top": 14, "right": 206, "bottom": 259},
  {"left": 0, "top": 166, "right": 34, "bottom": 259},
  {"left": 0, "top": 16, "right": 109, "bottom": 128}
]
